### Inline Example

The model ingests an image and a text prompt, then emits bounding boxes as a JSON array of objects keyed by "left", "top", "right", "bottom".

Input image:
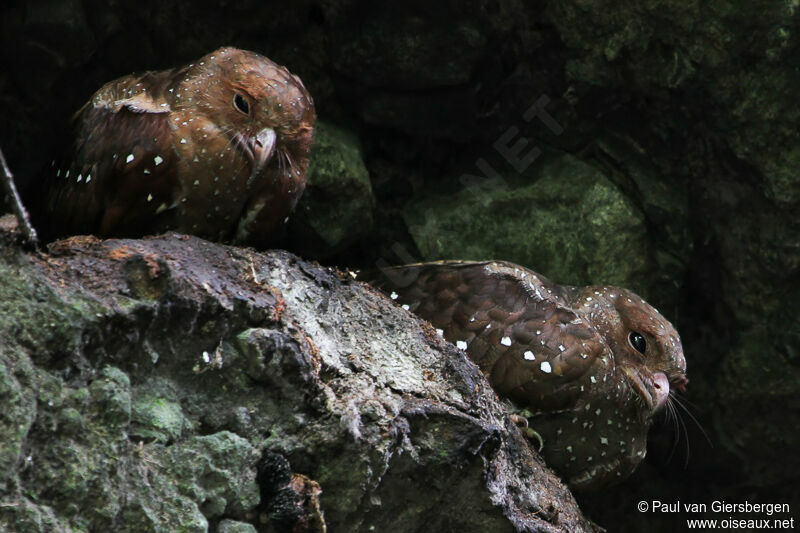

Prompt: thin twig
[{"left": 0, "top": 147, "right": 39, "bottom": 248}]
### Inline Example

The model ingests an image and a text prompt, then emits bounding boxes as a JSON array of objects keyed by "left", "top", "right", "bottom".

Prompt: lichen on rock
[{"left": 0, "top": 232, "right": 598, "bottom": 532}]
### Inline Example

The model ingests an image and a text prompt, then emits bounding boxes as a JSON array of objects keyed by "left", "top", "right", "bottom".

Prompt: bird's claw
[{"left": 509, "top": 413, "right": 544, "bottom": 452}]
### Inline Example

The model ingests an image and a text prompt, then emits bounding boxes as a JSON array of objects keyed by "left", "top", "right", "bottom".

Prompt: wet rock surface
[{"left": 0, "top": 231, "right": 596, "bottom": 532}]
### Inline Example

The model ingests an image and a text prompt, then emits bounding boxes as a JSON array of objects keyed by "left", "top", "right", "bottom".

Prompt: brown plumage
[
  {"left": 374, "top": 260, "right": 688, "bottom": 491},
  {"left": 28, "top": 47, "right": 315, "bottom": 247}
]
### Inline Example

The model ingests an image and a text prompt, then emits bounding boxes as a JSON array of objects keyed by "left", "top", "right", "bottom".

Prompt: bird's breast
[{"left": 167, "top": 113, "right": 264, "bottom": 240}]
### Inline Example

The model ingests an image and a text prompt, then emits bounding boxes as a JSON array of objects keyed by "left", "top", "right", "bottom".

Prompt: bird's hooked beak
[
  {"left": 253, "top": 127, "right": 277, "bottom": 170},
  {"left": 622, "top": 367, "right": 671, "bottom": 413},
  {"left": 245, "top": 127, "right": 276, "bottom": 183}
]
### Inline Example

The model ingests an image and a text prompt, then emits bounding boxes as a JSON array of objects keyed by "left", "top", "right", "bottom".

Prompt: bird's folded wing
[
  {"left": 374, "top": 261, "right": 604, "bottom": 411},
  {"left": 36, "top": 72, "right": 180, "bottom": 239}
]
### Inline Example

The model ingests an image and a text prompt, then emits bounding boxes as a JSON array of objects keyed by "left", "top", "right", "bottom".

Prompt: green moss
[
  {"left": 0, "top": 353, "right": 36, "bottom": 491},
  {"left": 57, "top": 407, "right": 85, "bottom": 435},
  {"left": 130, "top": 396, "right": 187, "bottom": 443},
  {"left": 291, "top": 120, "right": 375, "bottom": 256},
  {"left": 88, "top": 367, "right": 131, "bottom": 427},
  {"left": 404, "top": 154, "right": 652, "bottom": 292},
  {"left": 313, "top": 455, "right": 370, "bottom": 516},
  {"left": 217, "top": 519, "right": 257, "bottom": 533},
  {"left": 0, "top": 498, "right": 71, "bottom": 533},
  {"left": 67, "top": 387, "right": 90, "bottom": 405},
  {"left": 159, "top": 431, "right": 260, "bottom": 518}
]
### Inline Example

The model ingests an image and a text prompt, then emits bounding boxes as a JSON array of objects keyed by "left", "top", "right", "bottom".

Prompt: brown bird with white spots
[
  {"left": 27, "top": 47, "right": 315, "bottom": 247},
  {"left": 375, "top": 260, "right": 688, "bottom": 491}
]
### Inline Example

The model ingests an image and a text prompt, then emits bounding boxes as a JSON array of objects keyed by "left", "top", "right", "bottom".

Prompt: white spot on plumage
[
  {"left": 401, "top": 304, "right": 410, "bottom": 310},
  {"left": 147, "top": 194, "right": 153, "bottom": 202},
  {"left": 143, "top": 169, "right": 151, "bottom": 174},
  {"left": 500, "top": 336, "right": 512, "bottom": 346},
  {"left": 523, "top": 351, "right": 535, "bottom": 361},
  {"left": 456, "top": 340, "right": 468, "bottom": 350},
  {"left": 126, "top": 154, "right": 134, "bottom": 163},
  {"left": 590, "top": 376, "right": 597, "bottom": 383},
  {"left": 154, "top": 156, "right": 164, "bottom": 166},
  {"left": 540, "top": 361, "right": 552, "bottom": 373},
  {"left": 180, "top": 138, "right": 187, "bottom": 144},
  {"left": 390, "top": 291, "right": 398, "bottom": 300},
  {"left": 558, "top": 344, "right": 565, "bottom": 352}
]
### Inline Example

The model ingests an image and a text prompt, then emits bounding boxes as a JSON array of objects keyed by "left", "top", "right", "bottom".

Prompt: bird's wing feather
[
  {"left": 36, "top": 71, "right": 181, "bottom": 239},
  {"left": 376, "top": 261, "right": 605, "bottom": 411}
]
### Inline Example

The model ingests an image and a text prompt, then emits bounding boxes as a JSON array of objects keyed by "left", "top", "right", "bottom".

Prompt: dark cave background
[{"left": 1, "top": 1, "right": 798, "bottom": 530}]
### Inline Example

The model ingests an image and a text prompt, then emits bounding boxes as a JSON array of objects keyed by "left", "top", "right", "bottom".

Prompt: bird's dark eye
[
  {"left": 233, "top": 93, "right": 250, "bottom": 115},
  {"left": 628, "top": 331, "right": 647, "bottom": 354}
]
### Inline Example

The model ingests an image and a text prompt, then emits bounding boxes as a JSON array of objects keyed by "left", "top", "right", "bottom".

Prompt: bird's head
[
  {"left": 573, "top": 286, "right": 687, "bottom": 418},
  {"left": 172, "top": 46, "right": 315, "bottom": 187}
]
